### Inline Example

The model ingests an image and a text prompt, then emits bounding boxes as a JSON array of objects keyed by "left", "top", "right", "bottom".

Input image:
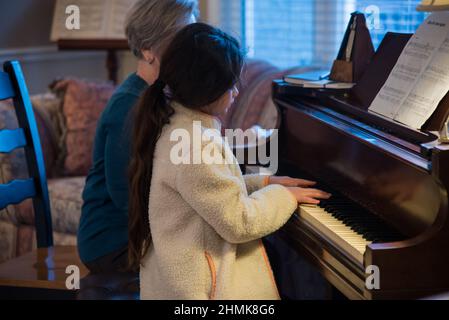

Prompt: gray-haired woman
[{"left": 78, "top": 0, "right": 198, "bottom": 273}]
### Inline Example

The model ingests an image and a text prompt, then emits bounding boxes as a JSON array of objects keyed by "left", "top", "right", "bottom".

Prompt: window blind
[{"left": 215, "top": 0, "right": 428, "bottom": 69}]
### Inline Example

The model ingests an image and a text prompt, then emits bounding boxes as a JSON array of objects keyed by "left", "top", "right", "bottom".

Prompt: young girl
[
  {"left": 129, "top": 23, "right": 330, "bottom": 300},
  {"left": 78, "top": 0, "right": 197, "bottom": 272}
]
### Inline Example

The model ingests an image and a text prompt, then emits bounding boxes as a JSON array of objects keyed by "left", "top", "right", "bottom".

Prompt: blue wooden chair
[{"left": 0, "top": 61, "right": 87, "bottom": 299}]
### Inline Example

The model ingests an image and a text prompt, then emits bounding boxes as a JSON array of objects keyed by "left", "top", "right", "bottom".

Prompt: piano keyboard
[{"left": 297, "top": 194, "right": 403, "bottom": 265}]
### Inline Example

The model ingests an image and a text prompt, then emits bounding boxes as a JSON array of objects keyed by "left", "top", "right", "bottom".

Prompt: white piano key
[{"left": 298, "top": 205, "right": 372, "bottom": 264}]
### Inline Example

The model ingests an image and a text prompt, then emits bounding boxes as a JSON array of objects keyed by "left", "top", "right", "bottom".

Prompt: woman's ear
[{"left": 141, "top": 49, "right": 156, "bottom": 65}]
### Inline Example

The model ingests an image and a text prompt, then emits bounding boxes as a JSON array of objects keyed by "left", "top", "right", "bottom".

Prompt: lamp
[{"left": 417, "top": 0, "right": 449, "bottom": 11}]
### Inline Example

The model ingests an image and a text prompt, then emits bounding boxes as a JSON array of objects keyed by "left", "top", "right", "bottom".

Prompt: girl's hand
[
  {"left": 286, "top": 187, "right": 331, "bottom": 205},
  {"left": 268, "top": 176, "right": 316, "bottom": 188}
]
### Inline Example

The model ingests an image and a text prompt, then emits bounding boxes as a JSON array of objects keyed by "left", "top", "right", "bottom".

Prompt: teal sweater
[{"left": 78, "top": 73, "right": 148, "bottom": 263}]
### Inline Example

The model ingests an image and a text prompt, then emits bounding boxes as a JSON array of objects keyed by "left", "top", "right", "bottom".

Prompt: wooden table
[{"left": 0, "top": 246, "right": 88, "bottom": 297}]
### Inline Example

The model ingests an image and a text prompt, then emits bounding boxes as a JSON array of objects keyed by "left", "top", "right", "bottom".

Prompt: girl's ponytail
[
  {"left": 128, "top": 79, "right": 173, "bottom": 271},
  {"left": 128, "top": 23, "right": 244, "bottom": 270}
]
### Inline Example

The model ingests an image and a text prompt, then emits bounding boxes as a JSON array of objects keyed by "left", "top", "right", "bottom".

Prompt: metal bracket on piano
[{"left": 421, "top": 129, "right": 449, "bottom": 156}]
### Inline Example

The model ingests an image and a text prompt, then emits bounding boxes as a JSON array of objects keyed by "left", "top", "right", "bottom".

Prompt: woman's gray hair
[{"left": 125, "top": 0, "right": 198, "bottom": 58}]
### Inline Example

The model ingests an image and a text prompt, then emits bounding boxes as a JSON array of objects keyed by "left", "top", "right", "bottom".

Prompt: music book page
[
  {"left": 51, "top": 0, "right": 136, "bottom": 41},
  {"left": 395, "top": 32, "right": 449, "bottom": 128},
  {"left": 369, "top": 12, "right": 449, "bottom": 129},
  {"left": 105, "top": 0, "right": 137, "bottom": 39},
  {"left": 418, "top": 0, "right": 449, "bottom": 11}
]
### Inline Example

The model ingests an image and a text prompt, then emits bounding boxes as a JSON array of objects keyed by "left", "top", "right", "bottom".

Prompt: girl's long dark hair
[{"left": 128, "top": 23, "right": 244, "bottom": 271}]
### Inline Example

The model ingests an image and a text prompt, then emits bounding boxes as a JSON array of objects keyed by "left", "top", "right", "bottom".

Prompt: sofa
[
  {"left": 0, "top": 59, "right": 313, "bottom": 264},
  {"left": 0, "top": 78, "right": 115, "bottom": 263}
]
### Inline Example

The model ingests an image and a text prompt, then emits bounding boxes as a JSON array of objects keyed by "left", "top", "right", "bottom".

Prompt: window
[
  {"left": 214, "top": 0, "right": 428, "bottom": 69},
  {"left": 354, "top": 0, "right": 428, "bottom": 47}
]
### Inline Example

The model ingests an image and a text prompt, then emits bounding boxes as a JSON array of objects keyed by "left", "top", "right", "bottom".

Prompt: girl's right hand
[{"left": 286, "top": 187, "right": 331, "bottom": 205}]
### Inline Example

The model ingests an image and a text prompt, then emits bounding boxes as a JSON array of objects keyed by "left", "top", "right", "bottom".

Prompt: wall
[
  {"left": 0, "top": 0, "right": 54, "bottom": 48},
  {"left": 0, "top": 0, "right": 217, "bottom": 94},
  {"left": 0, "top": 0, "right": 109, "bottom": 94}
]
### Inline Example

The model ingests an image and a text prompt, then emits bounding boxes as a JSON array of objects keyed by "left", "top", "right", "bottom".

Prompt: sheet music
[
  {"left": 51, "top": 0, "right": 136, "bottom": 41},
  {"left": 51, "top": 0, "right": 107, "bottom": 40},
  {"left": 369, "top": 12, "right": 449, "bottom": 128},
  {"left": 418, "top": 0, "right": 449, "bottom": 11},
  {"left": 395, "top": 33, "right": 449, "bottom": 128},
  {"left": 106, "top": 0, "right": 137, "bottom": 38}
]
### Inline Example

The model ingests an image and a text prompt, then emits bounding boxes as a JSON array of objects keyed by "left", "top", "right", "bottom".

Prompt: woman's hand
[
  {"left": 268, "top": 176, "right": 316, "bottom": 188},
  {"left": 286, "top": 187, "right": 331, "bottom": 205}
]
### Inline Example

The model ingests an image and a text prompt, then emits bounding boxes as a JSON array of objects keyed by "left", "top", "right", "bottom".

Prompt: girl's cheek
[{"left": 229, "top": 92, "right": 234, "bottom": 104}]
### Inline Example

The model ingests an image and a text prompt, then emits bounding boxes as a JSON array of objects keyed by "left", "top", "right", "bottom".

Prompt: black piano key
[
  {"left": 291, "top": 169, "right": 405, "bottom": 244},
  {"left": 317, "top": 191, "right": 404, "bottom": 244}
]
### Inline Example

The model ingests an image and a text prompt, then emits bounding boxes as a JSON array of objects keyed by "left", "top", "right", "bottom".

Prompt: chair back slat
[
  {"left": 0, "top": 178, "right": 36, "bottom": 210},
  {"left": 0, "top": 128, "right": 27, "bottom": 153},
  {"left": 1, "top": 61, "right": 53, "bottom": 247},
  {"left": 0, "top": 71, "right": 15, "bottom": 100}
]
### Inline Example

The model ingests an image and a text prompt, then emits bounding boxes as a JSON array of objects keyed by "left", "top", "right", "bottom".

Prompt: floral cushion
[
  {"left": 47, "top": 176, "right": 85, "bottom": 235},
  {"left": 0, "top": 173, "right": 84, "bottom": 263},
  {"left": 0, "top": 100, "right": 28, "bottom": 185},
  {"left": 0, "top": 95, "right": 60, "bottom": 179},
  {"left": 50, "top": 79, "right": 115, "bottom": 176},
  {"left": 3, "top": 176, "right": 85, "bottom": 235},
  {"left": 30, "top": 93, "right": 64, "bottom": 176},
  {"left": 0, "top": 221, "right": 77, "bottom": 262},
  {"left": 0, "top": 220, "right": 16, "bottom": 263},
  {"left": 0, "top": 96, "right": 59, "bottom": 225}
]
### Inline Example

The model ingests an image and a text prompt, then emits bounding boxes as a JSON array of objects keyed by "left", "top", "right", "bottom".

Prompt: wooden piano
[{"left": 272, "top": 32, "right": 449, "bottom": 300}]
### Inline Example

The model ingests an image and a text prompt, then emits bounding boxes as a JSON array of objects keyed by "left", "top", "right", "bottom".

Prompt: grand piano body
[{"left": 272, "top": 33, "right": 449, "bottom": 299}]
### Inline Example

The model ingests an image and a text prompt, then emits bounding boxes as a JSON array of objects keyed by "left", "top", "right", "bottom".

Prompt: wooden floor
[{"left": 0, "top": 246, "right": 88, "bottom": 290}]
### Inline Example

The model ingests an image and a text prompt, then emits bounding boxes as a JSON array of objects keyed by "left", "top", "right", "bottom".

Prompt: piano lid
[
  {"left": 273, "top": 82, "right": 438, "bottom": 158},
  {"left": 276, "top": 97, "right": 443, "bottom": 238}
]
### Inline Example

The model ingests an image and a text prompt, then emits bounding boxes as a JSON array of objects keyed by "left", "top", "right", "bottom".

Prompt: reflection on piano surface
[{"left": 272, "top": 33, "right": 449, "bottom": 300}]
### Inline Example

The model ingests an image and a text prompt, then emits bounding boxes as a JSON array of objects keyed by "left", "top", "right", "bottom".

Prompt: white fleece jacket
[{"left": 139, "top": 101, "right": 298, "bottom": 300}]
